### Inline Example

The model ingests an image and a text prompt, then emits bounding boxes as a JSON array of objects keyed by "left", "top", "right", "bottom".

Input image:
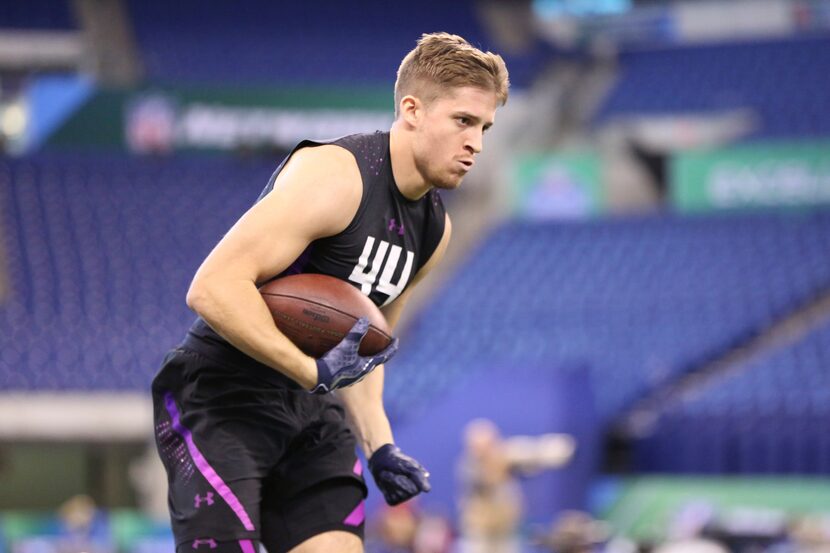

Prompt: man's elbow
[
  {"left": 186, "top": 272, "right": 258, "bottom": 319},
  {"left": 185, "top": 279, "right": 212, "bottom": 316}
]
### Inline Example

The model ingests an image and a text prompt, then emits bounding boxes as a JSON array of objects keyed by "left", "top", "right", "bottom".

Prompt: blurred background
[{"left": 1, "top": 0, "right": 829, "bottom": 551}]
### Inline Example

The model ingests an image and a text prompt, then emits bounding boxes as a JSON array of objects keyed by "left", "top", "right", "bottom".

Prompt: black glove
[
  {"left": 369, "top": 443, "right": 431, "bottom": 505},
  {"left": 312, "top": 317, "right": 398, "bottom": 394}
]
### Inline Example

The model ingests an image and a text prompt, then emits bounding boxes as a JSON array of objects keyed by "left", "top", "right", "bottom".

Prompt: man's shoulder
[
  {"left": 331, "top": 130, "right": 386, "bottom": 149},
  {"left": 285, "top": 143, "right": 362, "bottom": 189},
  {"left": 292, "top": 142, "right": 359, "bottom": 171}
]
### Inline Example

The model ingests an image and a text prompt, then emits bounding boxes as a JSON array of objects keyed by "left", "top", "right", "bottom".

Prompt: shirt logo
[{"left": 388, "top": 218, "right": 405, "bottom": 236}]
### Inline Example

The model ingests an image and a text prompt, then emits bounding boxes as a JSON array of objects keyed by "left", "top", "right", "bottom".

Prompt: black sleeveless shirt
[{"left": 186, "top": 131, "right": 447, "bottom": 363}]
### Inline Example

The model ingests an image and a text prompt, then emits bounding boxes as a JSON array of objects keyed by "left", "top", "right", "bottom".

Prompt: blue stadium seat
[
  {"left": 384, "top": 211, "right": 830, "bottom": 424},
  {"left": 124, "top": 0, "right": 549, "bottom": 88},
  {"left": 0, "top": 0, "right": 75, "bottom": 30},
  {"left": 634, "top": 317, "right": 830, "bottom": 474},
  {"left": 0, "top": 154, "right": 275, "bottom": 390},
  {"left": 594, "top": 34, "right": 830, "bottom": 139}
]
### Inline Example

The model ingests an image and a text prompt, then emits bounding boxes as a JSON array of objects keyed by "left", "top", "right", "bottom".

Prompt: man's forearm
[
  {"left": 338, "top": 366, "right": 393, "bottom": 456},
  {"left": 345, "top": 365, "right": 432, "bottom": 506},
  {"left": 187, "top": 278, "right": 317, "bottom": 388}
]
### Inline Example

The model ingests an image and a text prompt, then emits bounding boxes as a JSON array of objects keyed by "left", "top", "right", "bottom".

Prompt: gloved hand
[
  {"left": 311, "top": 317, "right": 398, "bottom": 394},
  {"left": 369, "top": 443, "right": 431, "bottom": 505}
]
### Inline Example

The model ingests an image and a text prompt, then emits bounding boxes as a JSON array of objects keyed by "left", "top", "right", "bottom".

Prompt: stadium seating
[
  {"left": 384, "top": 211, "right": 830, "bottom": 424},
  {"left": 124, "top": 0, "right": 549, "bottom": 88},
  {"left": 0, "top": 0, "right": 75, "bottom": 30},
  {"left": 594, "top": 34, "right": 830, "bottom": 139},
  {"left": 0, "top": 154, "right": 275, "bottom": 389},
  {"left": 632, "top": 317, "right": 830, "bottom": 474},
  {"left": 3, "top": 154, "right": 830, "bottom": 476}
]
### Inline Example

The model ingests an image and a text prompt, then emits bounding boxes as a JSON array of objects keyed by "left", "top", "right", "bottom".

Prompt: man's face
[{"left": 412, "top": 86, "right": 498, "bottom": 190}]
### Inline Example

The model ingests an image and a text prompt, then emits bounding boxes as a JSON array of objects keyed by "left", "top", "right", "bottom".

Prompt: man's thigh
[
  {"left": 288, "top": 531, "right": 363, "bottom": 553},
  {"left": 259, "top": 477, "right": 366, "bottom": 553},
  {"left": 152, "top": 348, "right": 295, "bottom": 547}
]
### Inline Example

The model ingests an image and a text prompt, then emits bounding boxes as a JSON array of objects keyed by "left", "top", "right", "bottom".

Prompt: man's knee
[{"left": 288, "top": 530, "right": 363, "bottom": 553}]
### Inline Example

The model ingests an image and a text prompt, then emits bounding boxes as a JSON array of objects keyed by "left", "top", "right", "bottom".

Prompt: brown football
[{"left": 259, "top": 273, "right": 392, "bottom": 358}]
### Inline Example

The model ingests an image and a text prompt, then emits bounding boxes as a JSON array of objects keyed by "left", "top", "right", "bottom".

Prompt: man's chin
[{"left": 433, "top": 174, "right": 465, "bottom": 190}]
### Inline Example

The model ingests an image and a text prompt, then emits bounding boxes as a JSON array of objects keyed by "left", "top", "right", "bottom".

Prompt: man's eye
[{"left": 457, "top": 117, "right": 469, "bottom": 125}]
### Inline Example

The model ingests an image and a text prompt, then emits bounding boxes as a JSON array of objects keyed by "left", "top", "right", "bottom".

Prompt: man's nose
[{"left": 465, "top": 130, "right": 483, "bottom": 155}]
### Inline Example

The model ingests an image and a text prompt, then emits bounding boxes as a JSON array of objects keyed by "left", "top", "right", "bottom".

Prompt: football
[{"left": 259, "top": 273, "right": 393, "bottom": 358}]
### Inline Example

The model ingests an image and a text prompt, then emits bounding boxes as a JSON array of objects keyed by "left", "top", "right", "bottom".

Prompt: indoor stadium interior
[{"left": 1, "top": 0, "right": 829, "bottom": 552}]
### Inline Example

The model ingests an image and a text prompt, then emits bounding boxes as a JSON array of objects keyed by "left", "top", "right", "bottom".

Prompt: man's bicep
[{"left": 193, "top": 146, "right": 362, "bottom": 284}]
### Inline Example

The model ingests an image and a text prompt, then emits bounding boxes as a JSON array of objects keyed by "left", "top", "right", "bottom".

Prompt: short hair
[{"left": 394, "top": 32, "right": 510, "bottom": 118}]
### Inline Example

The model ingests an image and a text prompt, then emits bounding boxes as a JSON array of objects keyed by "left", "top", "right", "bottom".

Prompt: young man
[{"left": 152, "top": 32, "right": 509, "bottom": 553}]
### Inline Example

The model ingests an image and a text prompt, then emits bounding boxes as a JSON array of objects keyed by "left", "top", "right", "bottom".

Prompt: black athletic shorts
[{"left": 151, "top": 335, "right": 367, "bottom": 552}]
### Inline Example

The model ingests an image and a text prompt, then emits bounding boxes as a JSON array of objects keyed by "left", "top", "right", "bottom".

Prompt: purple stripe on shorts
[
  {"left": 239, "top": 540, "right": 256, "bottom": 553},
  {"left": 163, "top": 392, "right": 256, "bottom": 532},
  {"left": 353, "top": 458, "right": 362, "bottom": 476},
  {"left": 343, "top": 500, "right": 365, "bottom": 527}
]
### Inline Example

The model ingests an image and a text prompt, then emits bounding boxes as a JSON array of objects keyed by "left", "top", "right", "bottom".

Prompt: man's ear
[{"left": 399, "top": 95, "right": 422, "bottom": 128}]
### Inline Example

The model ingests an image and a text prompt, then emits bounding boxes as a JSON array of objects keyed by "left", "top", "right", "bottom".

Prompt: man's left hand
[{"left": 369, "top": 443, "right": 431, "bottom": 505}]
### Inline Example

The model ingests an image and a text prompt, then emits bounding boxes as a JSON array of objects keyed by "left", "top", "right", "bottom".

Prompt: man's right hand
[{"left": 311, "top": 317, "right": 399, "bottom": 394}]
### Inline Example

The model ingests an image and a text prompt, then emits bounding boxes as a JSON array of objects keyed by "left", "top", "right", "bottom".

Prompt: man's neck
[{"left": 389, "top": 123, "right": 431, "bottom": 201}]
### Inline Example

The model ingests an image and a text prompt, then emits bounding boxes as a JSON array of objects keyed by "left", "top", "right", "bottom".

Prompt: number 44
[{"left": 348, "top": 236, "right": 414, "bottom": 306}]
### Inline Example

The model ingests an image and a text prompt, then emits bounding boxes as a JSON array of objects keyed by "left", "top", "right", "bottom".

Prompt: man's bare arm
[{"left": 185, "top": 145, "right": 362, "bottom": 389}]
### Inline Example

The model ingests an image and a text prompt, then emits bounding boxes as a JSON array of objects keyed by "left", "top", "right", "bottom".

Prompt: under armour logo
[
  {"left": 192, "top": 538, "right": 217, "bottom": 549},
  {"left": 194, "top": 492, "right": 215, "bottom": 508},
  {"left": 387, "top": 218, "right": 405, "bottom": 236}
]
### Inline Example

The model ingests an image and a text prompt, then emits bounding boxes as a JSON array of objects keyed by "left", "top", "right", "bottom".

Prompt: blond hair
[{"left": 394, "top": 32, "right": 509, "bottom": 118}]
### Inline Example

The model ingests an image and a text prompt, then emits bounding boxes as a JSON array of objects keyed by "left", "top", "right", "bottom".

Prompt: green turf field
[{"left": 601, "top": 477, "right": 830, "bottom": 541}]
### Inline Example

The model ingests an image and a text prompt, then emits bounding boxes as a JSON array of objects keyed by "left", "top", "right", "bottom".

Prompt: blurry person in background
[
  {"left": 56, "top": 494, "right": 112, "bottom": 553},
  {"left": 534, "top": 511, "right": 612, "bottom": 553},
  {"left": 412, "top": 512, "right": 454, "bottom": 553},
  {"left": 373, "top": 504, "right": 419, "bottom": 553},
  {"left": 370, "top": 503, "right": 454, "bottom": 553},
  {"left": 456, "top": 418, "right": 576, "bottom": 553},
  {"left": 651, "top": 503, "right": 728, "bottom": 553},
  {"left": 786, "top": 515, "right": 830, "bottom": 553}
]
